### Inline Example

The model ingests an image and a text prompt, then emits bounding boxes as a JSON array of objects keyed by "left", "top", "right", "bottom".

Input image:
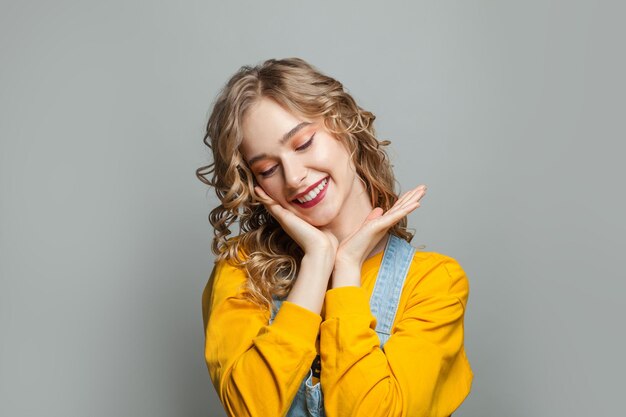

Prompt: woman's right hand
[
  {"left": 254, "top": 186, "right": 338, "bottom": 259},
  {"left": 255, "top": 186, "right": 336, "bottom": 314}
]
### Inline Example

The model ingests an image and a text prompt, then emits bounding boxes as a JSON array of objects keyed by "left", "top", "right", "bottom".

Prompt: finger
[
  {"left": 365, "top": 205, "right": 419, "bottom": 236},
  {"left": 386, "top": 199, "right": 420, "bottom": 220},
  {"left": 399, "top": 187, "right": 426, "bottom": 209},
  {"left": 355, "top": 186, "right": 426, "bottom": 243},
  {"left": 389, "top": 192, "right": 424, "bottom": 217},
  {"left": 368, "top": 196, "right": 422, "bottom": 232},
  {"left": 394, "top": 185, "right": 426, "bottom": 207},
  {"left": 386, "top": 186, "right": 423, "bottom": 217},
  {"left": 254, "top": 185, "right": 278, "bottom": 206},
  {"left": 395, "top": 187, "right": 418, "bottom": 205},
  {"left": 253, "top": 185, "right": 269, "bottom": 200},
  {"left": 365, "top": 207, "right": 384, "bottom": 221},
  {"left": 254, "top": 186, "right": 288, "bottom": 221},
  {"left": 403, "top": 185, "right": 426, "bottom": 203}
]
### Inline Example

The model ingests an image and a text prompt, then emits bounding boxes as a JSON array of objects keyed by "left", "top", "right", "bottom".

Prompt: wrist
[
  {"left": 303, "top": 250, "right": 335, "bottom": 273},
  {"left": 331, "top": 263, "right": 362, "bottom": 288}
]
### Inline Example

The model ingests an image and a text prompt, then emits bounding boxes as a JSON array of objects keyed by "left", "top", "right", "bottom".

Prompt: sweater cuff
[
  {"left": 323, "top": 286, "right": 372, "bottom": 319},
  {"left": 271, "top": 301, "right": 322, "bottom": 344}
]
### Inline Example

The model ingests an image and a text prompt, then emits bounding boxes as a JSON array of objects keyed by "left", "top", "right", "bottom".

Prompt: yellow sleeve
[
  {"left": 320, "top": 254, "right": 473, "bottom": 417},
  {"left": 202, "top": 259, "right": 322, "bottom": 417}
]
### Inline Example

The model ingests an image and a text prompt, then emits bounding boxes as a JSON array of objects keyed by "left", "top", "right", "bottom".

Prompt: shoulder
[
  {"left": 202, "top": 256, "right": 250, "bottom": 312},
  {"left": 404, "top": 251, "right": 470, "bottom": 308},
  {"left": 209, "top": 238, "right": 252, "bottom": 290},
  {"left": 212, "top": 255, "right": 250, "bottom": 292}
]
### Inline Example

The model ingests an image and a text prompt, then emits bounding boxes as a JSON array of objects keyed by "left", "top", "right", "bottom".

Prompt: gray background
[{"left": 1, "top": 1, "right": 624, "bottom": 416}]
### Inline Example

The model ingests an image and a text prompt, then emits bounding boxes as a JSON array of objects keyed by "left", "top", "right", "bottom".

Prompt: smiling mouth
[{"left": 292, "top": 177, "right": 329, "bottom": 208}]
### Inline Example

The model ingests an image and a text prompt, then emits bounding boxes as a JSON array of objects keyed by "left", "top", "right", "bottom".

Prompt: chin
[
  {"left": 299, "top": 208, "right": 340, "bottom": 228},
  {"left": 306, "top": 218, "right": 332, "bottom": 228}
]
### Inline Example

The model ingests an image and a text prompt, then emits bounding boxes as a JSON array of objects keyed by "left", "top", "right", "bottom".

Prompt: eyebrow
[{"left": 246, "top": 121, "right": 312, "bottom": 166}]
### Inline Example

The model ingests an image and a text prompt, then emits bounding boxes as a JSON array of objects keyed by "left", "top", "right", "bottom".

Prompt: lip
[
  {"left": 291, "top": 177, "right": 329, "bottom": 209},
  {"left": 291, "top": 177, "right": 328, "bottom": 201}
]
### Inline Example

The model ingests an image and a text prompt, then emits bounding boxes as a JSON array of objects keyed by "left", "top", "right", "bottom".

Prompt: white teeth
[{"left": 296, "top": 178, "right": 328, "bottom": 203}]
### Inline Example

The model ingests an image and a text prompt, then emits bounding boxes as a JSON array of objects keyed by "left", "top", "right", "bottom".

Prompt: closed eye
[
  {"left": 296, "top": 134, "right": 315, "bottom": 151},
  {"left": 259, "top": 165, "right": 278, "bottom": 177},
  {"left": 259, "top": 134, "right": 315, "bottom": 178}
]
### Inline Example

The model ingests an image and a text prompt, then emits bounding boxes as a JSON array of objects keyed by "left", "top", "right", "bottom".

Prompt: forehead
[{"left": 240, "top": 98, "right": 312, "bottom": 156}]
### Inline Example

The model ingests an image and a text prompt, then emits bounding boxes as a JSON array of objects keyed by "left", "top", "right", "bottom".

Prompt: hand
[
  {"left": 334, "top": 185, "right": 427, "bottom": 273},
  {"left": 254, "top": 186, "right": 338, "bottom": 258}
]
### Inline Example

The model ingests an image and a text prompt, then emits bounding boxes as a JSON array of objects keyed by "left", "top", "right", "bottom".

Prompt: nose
[{"left": 282, "top": 157, "right": 307, "bottom": 190}]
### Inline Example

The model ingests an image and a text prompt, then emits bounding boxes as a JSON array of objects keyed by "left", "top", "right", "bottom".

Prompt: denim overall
[{"left": 269, "top": 234, "right": 416, "bottom": 417}]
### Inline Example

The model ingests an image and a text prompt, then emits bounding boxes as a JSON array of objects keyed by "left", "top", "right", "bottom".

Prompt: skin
[{"left": 240, "top": 97, "right": 427, "bottom": 314}]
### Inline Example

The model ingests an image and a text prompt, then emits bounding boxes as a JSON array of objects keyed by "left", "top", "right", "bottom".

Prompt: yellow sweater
[{"left": 202, "top": 251, "right": 473, "bottom": 417}]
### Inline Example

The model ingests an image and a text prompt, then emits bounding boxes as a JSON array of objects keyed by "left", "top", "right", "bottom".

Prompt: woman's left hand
[{"left": 332, "top": 185, "right": 427, "bottom": 286}]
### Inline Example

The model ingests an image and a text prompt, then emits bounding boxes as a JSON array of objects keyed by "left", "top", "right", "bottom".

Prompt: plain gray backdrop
[{"left": 1, "top": 1, "right": 624, "bottom": 416}]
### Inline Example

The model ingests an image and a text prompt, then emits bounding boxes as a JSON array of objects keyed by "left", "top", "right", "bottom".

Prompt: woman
[{"left": 197, "top": 58, "right": 473, "bottom": 417}]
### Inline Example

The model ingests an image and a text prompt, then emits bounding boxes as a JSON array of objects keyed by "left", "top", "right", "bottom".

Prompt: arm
[
  {"left": 320, "top": 255, "right": 473, "bottom": 417},
  {"left": 202, "top": 259, "right": 322, "bottom": 417}
]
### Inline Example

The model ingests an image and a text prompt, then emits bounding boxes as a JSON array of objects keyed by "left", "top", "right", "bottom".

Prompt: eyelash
[{"left": 259, "top": 134, "right": 315, "bottom": 178}]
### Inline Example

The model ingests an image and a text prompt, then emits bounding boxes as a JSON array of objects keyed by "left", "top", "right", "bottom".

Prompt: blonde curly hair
[{"left": 196, "top": 57, "right": 414, "bottom": 310}]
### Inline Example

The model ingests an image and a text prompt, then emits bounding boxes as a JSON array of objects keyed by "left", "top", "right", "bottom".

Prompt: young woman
[{"left": 197, "top": 58, "right": 473, "bottom": 417}]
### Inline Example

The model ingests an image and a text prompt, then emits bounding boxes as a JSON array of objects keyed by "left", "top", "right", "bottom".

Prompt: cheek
[
  {"left": 259, "top": 179, "right": 288, "bottom": 204},
  {"left": 326, "top": 144, "right": 354, "bottom": 174},
  {"left": 327, "top": 138, "right": 351, "bottom": 161},
  {"left": 313, "top": 143, "right": 343, "bottom": 169}
]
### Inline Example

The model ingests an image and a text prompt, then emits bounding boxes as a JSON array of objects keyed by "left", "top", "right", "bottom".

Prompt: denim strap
[{"left": 369, "top": 234, "right": 416, "bottom": 347}]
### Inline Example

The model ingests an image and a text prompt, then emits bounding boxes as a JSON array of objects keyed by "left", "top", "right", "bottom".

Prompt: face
[{"left": 240, "top": 97, "right": 363, "bottom": 228}]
